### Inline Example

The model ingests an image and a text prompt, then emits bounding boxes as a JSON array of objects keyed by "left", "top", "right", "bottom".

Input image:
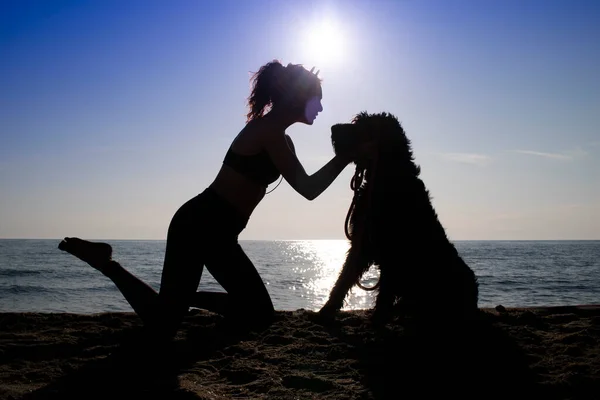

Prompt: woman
[{"left": 59, "top": 60, "right": 368, "bottom": 337}]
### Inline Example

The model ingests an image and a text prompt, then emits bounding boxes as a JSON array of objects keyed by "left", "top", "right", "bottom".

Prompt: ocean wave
[
  {"left": 1, "top": 284, "right": 54, "bottom": 295},
  {"left": 0, "top": 268, "right": 42, "bottom": 277}
]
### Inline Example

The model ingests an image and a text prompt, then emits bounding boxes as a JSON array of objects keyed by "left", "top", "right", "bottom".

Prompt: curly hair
[{"left": 246, "top": 60, "right": 322, "bottom": 122}]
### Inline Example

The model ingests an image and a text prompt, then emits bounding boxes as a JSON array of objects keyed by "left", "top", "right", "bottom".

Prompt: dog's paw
[{"left": 313, "top": 304, "right": 338, "bottom": 324}]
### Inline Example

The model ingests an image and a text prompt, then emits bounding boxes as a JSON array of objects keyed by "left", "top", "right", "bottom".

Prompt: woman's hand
[{"left": 346, "top": 140, "right": 378, "bottom": 163}]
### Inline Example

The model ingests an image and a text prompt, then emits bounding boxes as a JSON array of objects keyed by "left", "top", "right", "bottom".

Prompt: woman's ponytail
[{"left": 246, "top": 60, "right": 284, "bottom": 122}]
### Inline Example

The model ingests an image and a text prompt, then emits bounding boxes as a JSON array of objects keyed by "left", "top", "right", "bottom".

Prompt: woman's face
[
  {"left": 299, "top": 83, "right": 323, "bottom": 125},
  {"left": 302, "top": 95, "right": 324, "bottom": 125}
]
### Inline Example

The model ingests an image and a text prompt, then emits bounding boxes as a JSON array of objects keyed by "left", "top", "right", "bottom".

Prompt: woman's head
[{"left": 246, "top": 60, "right": 323, "bottom": 124}]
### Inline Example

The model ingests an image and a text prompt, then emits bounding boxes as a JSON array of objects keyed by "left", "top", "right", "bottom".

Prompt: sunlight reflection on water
[{"left": 265, "top": 240, "right": 379, "bottom": 311}]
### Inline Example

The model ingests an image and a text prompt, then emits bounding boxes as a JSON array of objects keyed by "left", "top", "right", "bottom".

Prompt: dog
[{"left": 318, "top": 111, "right": 479, "bottom": 325}]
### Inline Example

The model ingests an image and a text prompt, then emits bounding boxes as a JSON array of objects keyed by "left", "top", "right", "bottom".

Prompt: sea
[{"left": 0, "top": 239, "right": 598, "bottom": 314}]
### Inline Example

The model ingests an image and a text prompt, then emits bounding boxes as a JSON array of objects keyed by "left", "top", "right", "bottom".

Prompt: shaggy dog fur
[{"left": 318, "top": 112, "right": 479, "bottom": 325}]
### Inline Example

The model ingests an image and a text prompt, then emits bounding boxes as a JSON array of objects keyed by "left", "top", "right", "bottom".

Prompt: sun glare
[{"left": 302, "top": 16, "right": 347, "bottom": 69}]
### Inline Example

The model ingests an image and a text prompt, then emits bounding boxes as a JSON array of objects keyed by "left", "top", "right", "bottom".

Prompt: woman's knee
[
  {"left": 229, "top": 290, "right": 274, "bottom": 318},
  {"left": 227, "top": 301, "right": 274, "bottom": 330},
  {"left": 147, "top": 295, "right": 188, "bottom": 333}
]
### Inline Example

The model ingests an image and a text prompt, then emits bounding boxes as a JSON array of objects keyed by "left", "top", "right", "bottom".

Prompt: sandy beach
[{"left": 1, "top": 306, "right": 599, "bottom": 400}]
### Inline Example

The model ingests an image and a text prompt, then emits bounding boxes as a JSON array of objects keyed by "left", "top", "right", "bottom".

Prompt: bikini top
[{"left": 222, "top": 147, "right": 281, "bottom": 186}]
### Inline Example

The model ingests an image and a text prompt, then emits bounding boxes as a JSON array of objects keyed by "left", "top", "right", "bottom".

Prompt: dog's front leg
[
  {"left": 318, "top": 244, "right": 369, "bottom": 320},
  {"left": 372, "top": 268, "right": 396, "bottom": 326}
]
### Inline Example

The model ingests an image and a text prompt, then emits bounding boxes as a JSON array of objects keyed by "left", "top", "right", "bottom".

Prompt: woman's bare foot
[{"left": 58, "top": 237, "right": 113, "bottom": 273}]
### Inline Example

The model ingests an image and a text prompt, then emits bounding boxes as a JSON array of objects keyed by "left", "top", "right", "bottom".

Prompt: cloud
[
  {"left": 441, "top": 153, "right": 492, "bottom": 166},
  {"left": 513, "top": 150, "right": 570, "bottom": 160},
  {"left": 513, "top": 147, "right": 587, "bottom": 160}
]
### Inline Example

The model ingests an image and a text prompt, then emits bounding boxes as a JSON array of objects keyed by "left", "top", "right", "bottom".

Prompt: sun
[{"left": 302, "top": 16, "right": 346, "bottom": 68}]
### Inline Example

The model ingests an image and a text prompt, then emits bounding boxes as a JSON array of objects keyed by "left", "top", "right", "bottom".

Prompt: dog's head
[{"left": 331, "top": 111, "right": 418, "bottom": 174}]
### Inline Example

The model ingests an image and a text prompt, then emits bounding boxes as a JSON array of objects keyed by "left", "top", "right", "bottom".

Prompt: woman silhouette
[{"left": 59, "top": 60, "right": 369, "bottom": 337}]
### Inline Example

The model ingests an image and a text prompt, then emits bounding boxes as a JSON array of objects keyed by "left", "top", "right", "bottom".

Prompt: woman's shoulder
[
  {"left": 284, "top": 134, "right": 295, "bottom": 152},
  {"left": 241, "top": 117, "right": 276, "bottom": 133},
  {"left": 248, "top": 118, "right": 287, "bottom": 142},
  {"left": 233, "top": 118, "right": 285, "bottom": 150}
]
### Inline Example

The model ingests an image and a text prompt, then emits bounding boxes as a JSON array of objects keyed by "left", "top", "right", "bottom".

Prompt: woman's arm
[{"left": 264, "top": 130, "right": 352, "bottom": 201}]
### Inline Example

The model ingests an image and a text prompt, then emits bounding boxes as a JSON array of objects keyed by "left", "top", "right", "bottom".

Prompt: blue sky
[{"left": 1, "top": 0, "right": 599, "bottom": 240}]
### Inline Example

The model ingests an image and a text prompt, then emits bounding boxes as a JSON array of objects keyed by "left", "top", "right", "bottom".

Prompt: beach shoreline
[{"left": 1, "top": 305, "right": 599, "bottom": 399}]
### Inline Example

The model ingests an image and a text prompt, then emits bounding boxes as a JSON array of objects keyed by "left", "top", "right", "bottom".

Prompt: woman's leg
[
  {"left": 59, "top": 190, "right": 268, "bottom": 334},
  {"left": 58, "top": 237, "right": 159, "bottom": 322},
  {"left": 58, "top": 193, "right": 207, "bottom": 333},
  {"left": 203, "top": 242, "right": 274, "bottom": 328},
  {"left": 154, "top": 226, "right": 205, "bottom": 334},
  {"left": 190, "top": 291, "right": 229, "bottom": 315}
]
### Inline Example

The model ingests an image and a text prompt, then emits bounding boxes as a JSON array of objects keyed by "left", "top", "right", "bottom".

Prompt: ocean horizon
[{"left": 1, "top": 239, "right": 598, "bottom": 314}]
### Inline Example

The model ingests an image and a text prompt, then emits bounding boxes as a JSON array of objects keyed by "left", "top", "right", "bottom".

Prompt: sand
[{"left": 1, "top": 306, "right": 599, "bottom": 400}]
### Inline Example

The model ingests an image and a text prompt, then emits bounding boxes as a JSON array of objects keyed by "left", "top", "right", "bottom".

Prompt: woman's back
[{"left": 210, "top": 119, "right": 280, "bottom": 217}]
